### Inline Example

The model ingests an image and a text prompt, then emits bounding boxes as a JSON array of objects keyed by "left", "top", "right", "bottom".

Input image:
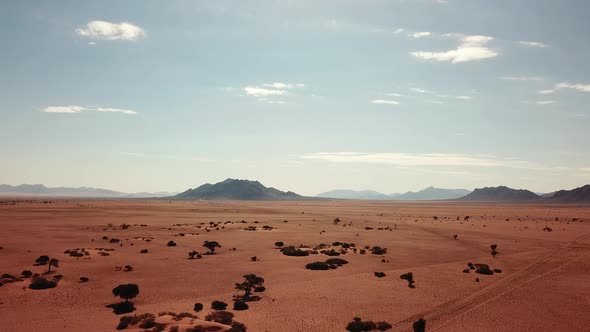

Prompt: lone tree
[
  {"left": 47, "top": 258, "right": 59, "bottom": 273},
  {"left": 35, "top": 255, "right": 50, "bottom": 265},
  {"left": 235, "top": 274, "right": 264, "bottom": 300},
  {"left": 203, "top": 240, "right": 221, "bottom": 254},
  {"left": 112, "top": 284, "right": 139, "bottom": 303},
  {"left": 490, "top": 244, "right": 498, "bottom": 257}
]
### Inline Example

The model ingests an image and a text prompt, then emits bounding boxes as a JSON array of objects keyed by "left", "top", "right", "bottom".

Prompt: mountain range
[
  {"left": 2, "top": 181, "right": 590, "bottom": 203},
  {"left": 316, "top": 187, "right": 470, "bottom": 201},
  {"left": 0, "top": 184, "right": 175, "bottom": 198}
]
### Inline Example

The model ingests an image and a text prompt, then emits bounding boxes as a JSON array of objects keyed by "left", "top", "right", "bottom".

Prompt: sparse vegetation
[
  {"left": 413, "top": 318, "right": 426, "bottom": 332},
  {"left": 400, "top": 272, "right": 415, "bottom": 288},
  {"left": 346, "top": 317, "right": 392, "bottom": 331}
]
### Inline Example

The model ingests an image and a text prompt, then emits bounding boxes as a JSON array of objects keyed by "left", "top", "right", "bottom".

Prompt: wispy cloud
[
  {"left": 410, "top": 34, "right": 498, "bottom": 63},
  {"left": 519, "top": 41, "right": 547, "bottom": 48},
  {"left": 500, "top": 76, "right": 542, "bottom": 81},
  {"left": 538, "top": 82, "right": 590, "bottom": 94},
  {"left": 410, "top": 87, "right": 433, "bottom": 94},
  {"left": 76, "top": 21, "right": 146, "bottom": 41},
  {"left": 43, "top": 105, "right": 137, "bottom": 115},
  {"left": 412, "top": 31, "right": 432, "bottom": 38},
  {"left": 456, "top": 96, "right": 472, "bottom": 100},
  {"left": 300, "top": 152, "right": 566, "bottom": 171},
  {"left": 371, "top": 99, "right": 399, "bottom": 105},
  {"left": 243, "top": 82, "right": 304, "bottom": 103},
  {"left": 537, "top": 100, "right": 556, "bottom": 105}
]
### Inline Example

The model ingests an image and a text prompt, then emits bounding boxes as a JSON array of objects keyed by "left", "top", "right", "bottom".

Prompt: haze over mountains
[
  {"left": 2, "top": 181, "right": 590, "bottom": 203},
  {"left": 317, "top": 187, "right": 471, "bottom": 201},
  {"left": 0, "top": 184, "right": 175, "bottom": 198}
]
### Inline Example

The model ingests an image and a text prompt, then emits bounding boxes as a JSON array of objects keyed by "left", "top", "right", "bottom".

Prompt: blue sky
[{"left": 1, "top": 0, "right": 589, "bottom": 195}]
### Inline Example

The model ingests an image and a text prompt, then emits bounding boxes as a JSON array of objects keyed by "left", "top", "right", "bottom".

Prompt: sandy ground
[{"left": 0, "top": 199, "right": 589, "bottom": 331}]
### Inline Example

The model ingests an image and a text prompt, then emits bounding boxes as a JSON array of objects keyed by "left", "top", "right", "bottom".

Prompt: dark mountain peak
[
  {"left": 174, "top": 179, "right": 302, "bottom": 201},
  {"left": 549, "top": 184, "right": 590, "bottom": 203},
  {"left": 457, "top": 186, "right": 540, "bottom": 201}
]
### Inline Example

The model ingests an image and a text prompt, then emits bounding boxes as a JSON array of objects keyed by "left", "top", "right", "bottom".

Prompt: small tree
[
  {"left": 490, "top": 244, "right": 498, "bottom": 257},
  {"left": 47, "top": 258, "right": 59, "bottom": 272},
  {"left": 203, "top": 240, "right": 221, "bottom": 254},
  {"left": 235, "top": 274, "right": 264, "bottom": 300},
  {"left": 112, "top": 284, "right": 139, "bottom": 303},
  {"left": 188, "top": 250, "right": 198, "bottom": 259},
  {"left": 274, "top": 241, "right": 284, "bottom": 248}
]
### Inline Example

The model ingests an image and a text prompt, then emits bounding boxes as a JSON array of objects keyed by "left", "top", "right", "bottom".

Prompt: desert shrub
[
  {"left": 345, "top": 317, "right": 385, "bottom": 332},
  {"left": 325, "top": 258, "right": 348, "bottom": 266},
  {"left": 400, "top": 272, "right": 415, "bottom": 288},
  {"left": 110, "top": 238, "right": 120, "bottom": 243},
  {"left": 462, "top": 269, "right": 470, "bottom": 273},
  {"left": 413, "top": 318, "right": 426, "bottom": 332},
  {"left": 227, "top": 321, "right": 247, "bottom": 332},
  {"left": 193, "top": 303, "right": 204, "bottom": 312},
  {"left": 306, "top": 262, "right": 330, "bottom": 270},
  {"left": 21, "top": 270, "right": 33, "bottom": 277},
  {"left": 493, "top": 268, "right": 503, "bottom": 273},
  {"left": 140, "top": 249, "right": 148, "bottom": 253},
  {"left": 475, "top": 264, "right": 494, "bottom": 275},
  {"left": 250, "top": 256, "right": 258, "bottom": 262},
  {"left": 29, "top": 276, "right": 57, "bottom": 290},
  {"left": 281, "top": 246, "right": 309, "bottom": 257},
  {"left": 167, "top": 240, "right": 177, "bottom": 247},
  {"left": 254, "top": 286, "right": 265, "bottom": 292},
  {"left": 370, "top": 246, "right": 387, "bottom": 255},
  {"left": 174, "top": 312, "right": 197, "bottom": 320},
  {"left": 211, "top": 300, "right": 228, "bottom": 310},
  {"left": 359, "top": 249, "right": 366, "bottom": 254},
  {"left": 169, "top": 326, "right": 179, "bottom": 332},
  {"left": 117, "top": 316, "right": 133, "bottom": 330},
  {"left": 467, "top": 262, "right": 475, "bottom": 270},
  {"left": 233, "top": 300, "right": 249, "bottom": 310},
  {"left": 274, "top": 241, "right": 284, "bottom": 248},
  {"left": 376, "top": 321, "right": 393, "bottom": 331},
  {"left": 324, "top": 249, "right": 341, "bottom": 256},
  {"left": 35, "top": 255, "right": 49, "bottom": 265},
  {"left": 205, "top": 311, "right": 234, "bottom": 325},
  {"left": 80, "top": 277, "right": 89, "bottom": 283},
  {"left": 374, "top": 272, "right": 386, "bottom": 278}
]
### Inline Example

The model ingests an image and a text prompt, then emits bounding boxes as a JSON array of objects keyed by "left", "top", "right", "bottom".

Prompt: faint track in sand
[{"left": 393, "top": 232, "right": 590, "bottom": 331}]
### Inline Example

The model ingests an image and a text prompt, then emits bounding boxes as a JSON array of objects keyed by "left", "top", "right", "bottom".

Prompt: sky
[{"left": 1, "top": 0, "right": 590, "bottom": 196}]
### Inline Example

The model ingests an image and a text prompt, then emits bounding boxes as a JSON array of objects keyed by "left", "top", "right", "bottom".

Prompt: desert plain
[{"left": 0, "top": 199, "right": 589, "bottom": 332}]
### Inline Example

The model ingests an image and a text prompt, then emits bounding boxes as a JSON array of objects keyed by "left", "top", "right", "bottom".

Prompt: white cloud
[
  {"left": 300, "top": 152, "right": 565, "bottom": 171},
  {"left": 519, "top": 41, "right": 547, "bottom": 48},
  {"left": 371, "top": 99, "right": 399, "bottom": 105},
  {"left": 243, "top": 82, "right": 304, "bottom": 102},
  {"left": 95, "top": 107, "right": 137, "bottom": 115},
  {"left": 539, "top": 82, "right": 590, "bottom": 94},
  {"left": 43, "top": 105, "right": 137, "bottom": 115},
  {"left": 88, "top": 42, "right": 96, "bottom": 46},
  {"left": 76, "top": 21, "right": 146, "bottom": 41},
  {"left": 537, "top": 100, "right": 556, "bottom": 105},
  {"left": 426, "top": 100, "right": 444, "bottom": 104},
  {"left": 456, "top": 96, "right": 472, "bottom": 100},
  {"left": 410, "top": 34, "right": 498, "bottom": 63},
  {"left": 410, "top": 87, "right": 433, "bottom": 94},
  {"left": 500, "top": 76, "right": 542, "bottom": 81},
  {"left": 393, "top": 28, "right": 405, "bottom": 34},
  {"left": 412, "top": 31, "right": 432, "bottom": 38}
]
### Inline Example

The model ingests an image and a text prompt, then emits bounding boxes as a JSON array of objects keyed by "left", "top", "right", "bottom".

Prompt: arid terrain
[{"left": 1, "top": 199, "right": 589, "bottom": 331}]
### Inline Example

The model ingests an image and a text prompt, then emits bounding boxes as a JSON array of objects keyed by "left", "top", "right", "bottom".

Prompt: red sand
[{"left": 0, "top": 199, "right": 589, "bottom": 331}]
